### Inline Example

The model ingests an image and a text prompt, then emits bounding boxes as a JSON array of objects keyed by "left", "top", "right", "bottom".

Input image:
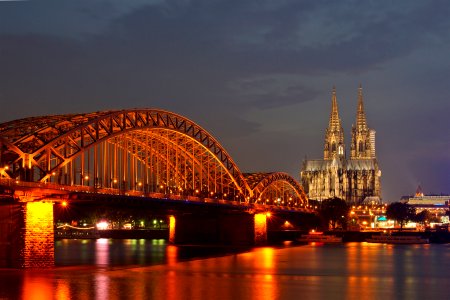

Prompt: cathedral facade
[{"left": 300, "top": 86, "right": 382, "bottom": 204}]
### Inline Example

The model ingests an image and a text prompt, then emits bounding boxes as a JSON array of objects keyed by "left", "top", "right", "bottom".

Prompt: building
[
  {"left": 300, "top": 86, "right": 382, "bottom": 204},
  {"left": 401, "top": 186, "right": 450, "bottom": 227},
  {"left": 401, "top": 185, "right": 450, "bottom": 208}
]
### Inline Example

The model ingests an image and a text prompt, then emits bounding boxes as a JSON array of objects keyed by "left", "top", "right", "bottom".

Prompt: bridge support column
[
  {"left": 168, "top": 215, "right": 176, "bottom": 244},
  {"left": 168, "top": 212, "right": 267, "bottom": 246},
  {"left": 254, "top": 213, "right": 267, "bottom": 245},
  {"left": 0, "top": 202, "right": 54, "bottom": 268}
]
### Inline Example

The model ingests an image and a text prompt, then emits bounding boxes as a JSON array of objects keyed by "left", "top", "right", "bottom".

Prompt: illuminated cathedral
[{"left": 300, "top": 86, "right": 382, "bottom": 204}]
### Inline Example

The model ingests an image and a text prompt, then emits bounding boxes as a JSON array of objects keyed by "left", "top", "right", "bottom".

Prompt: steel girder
[
  {"left": 0, "top": 109, "right": 251, "bottom": 195},
  {"left": 244, "top": 172, "right": 308, "bottom": 205}
]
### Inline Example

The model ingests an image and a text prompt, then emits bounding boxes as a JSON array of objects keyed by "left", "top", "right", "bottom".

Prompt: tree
[
  {"left": 414, "top": 209, "right": 432, "bottom": 226},
  {"left": 318, "top": 197, "right": 350, "bottom": 230},
  {"left": 386, "top": 202, "right": 416, "bottom": 230}
]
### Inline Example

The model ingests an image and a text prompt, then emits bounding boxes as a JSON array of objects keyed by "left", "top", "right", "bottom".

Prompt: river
[{"left": 1, "top": 239, "right": 449, "bottom": 299}]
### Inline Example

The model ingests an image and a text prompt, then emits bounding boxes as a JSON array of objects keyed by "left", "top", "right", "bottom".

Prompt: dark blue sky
[{"left": 1, "top": 0, "right": 449, "bottom": 201}]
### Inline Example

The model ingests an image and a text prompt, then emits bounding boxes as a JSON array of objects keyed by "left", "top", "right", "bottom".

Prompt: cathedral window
[{"left": 358, "top": 141, "right": 364, "bottom": 152}]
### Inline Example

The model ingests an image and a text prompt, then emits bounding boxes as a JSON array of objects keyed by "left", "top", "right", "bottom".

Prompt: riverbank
[
  {"left": 326, "top": 230, "right": 450, "bottom": 243},
  {"left": 268, "top": 229, "right": 450, "bottom": 243},
  {"left": 56, "top": 228, "right": 450, "bottom": 243},
  {"left": 55, "top": 228, "right": 168, "bottom": 239}
]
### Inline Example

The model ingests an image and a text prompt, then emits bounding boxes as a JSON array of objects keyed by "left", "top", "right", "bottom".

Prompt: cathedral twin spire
[
  {"left": 355, "top": 85, "right": 368, "bottom": 131},
  {"left": 302, "top": 85, "right": 381, "bottom": 203},
  {"left": 324, "top": 85, "right": 374, "bottom": 160},
  {"left": 324, "top": 86, "right": 345, "bottom": 160}
]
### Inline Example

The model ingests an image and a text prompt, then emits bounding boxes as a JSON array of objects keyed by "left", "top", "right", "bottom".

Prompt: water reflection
[
  {"left": 22, "top": 274, "right": 53, "bottom": 300},
  {"left": 95, "top": 239, "right": 110, "bottom": 267},
  {"left": 55, "top": 280, "right": 70, "bottom": 300},
  {"left": 1, "top": 241, "right": 449, "bottom": 300}
]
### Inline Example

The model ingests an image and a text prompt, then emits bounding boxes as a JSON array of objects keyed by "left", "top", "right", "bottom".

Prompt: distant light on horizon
[{"left": 96, "top": 221, "right": 109, "bottom": 230}]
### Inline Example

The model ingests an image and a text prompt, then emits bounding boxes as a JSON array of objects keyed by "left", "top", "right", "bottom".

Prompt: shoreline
[{"left": 55, "top": 228, "right": 450, "bottom": 244}]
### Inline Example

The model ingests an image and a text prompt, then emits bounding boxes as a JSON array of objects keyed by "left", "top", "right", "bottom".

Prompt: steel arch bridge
[{"left": 0, "top": 109, "right": 308, "bottom": 208}]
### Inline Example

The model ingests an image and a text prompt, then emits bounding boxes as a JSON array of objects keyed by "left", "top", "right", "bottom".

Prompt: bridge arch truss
[
  {"left": 0, "top": 109, "right": 308, "bottom": 207},
  {"left": 244, "top": 172, "right": 308, "bottom": 207}
]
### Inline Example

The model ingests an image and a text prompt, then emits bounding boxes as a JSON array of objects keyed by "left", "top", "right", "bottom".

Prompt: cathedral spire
[
  {"left": 350, "top": 84, "right": 375, "bottom": 159},
  {"left": 328, "top": 86, "right": 342, "bottom": 131},
  {"left": 324, "top": 86, "right": 345, "bottom": 160},
  {"left": 355, "top": 84, "right": 367, "bottom": 130}
]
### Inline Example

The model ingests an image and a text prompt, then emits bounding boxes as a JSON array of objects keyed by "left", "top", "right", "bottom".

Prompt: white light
[{"left": 96, "top": 221, "right": 109, "bottom": 230}]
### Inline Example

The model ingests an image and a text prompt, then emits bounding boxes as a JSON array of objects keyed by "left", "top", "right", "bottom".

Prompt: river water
[{"left": 1, "top": 239, "right": 449, "bottom": 299}]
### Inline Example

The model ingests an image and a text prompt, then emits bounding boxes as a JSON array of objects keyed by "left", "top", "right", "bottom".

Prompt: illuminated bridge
[{"left": 0, "top": 109, "right": 309, "bottom": 268}]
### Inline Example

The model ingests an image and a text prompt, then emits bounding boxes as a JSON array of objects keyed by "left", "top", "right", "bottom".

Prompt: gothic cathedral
[{"left": 300, "top": 86, "right": 382, "bottom": 204}]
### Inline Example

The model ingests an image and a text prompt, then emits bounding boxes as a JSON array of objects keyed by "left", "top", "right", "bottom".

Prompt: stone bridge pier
[
  {"left": 0, "top": 201, "right": 54, "bottom": 268},
  {"left": 169, "top": 212, "right": 268, "bottom": 246}
]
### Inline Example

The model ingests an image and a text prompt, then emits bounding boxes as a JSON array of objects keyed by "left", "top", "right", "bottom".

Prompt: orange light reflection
[
  {"left": 169, "top": 215, "right": 176, "bottom": 243},
  {"left": 22, "top": 275, "right": 53, "bottom": 300}
]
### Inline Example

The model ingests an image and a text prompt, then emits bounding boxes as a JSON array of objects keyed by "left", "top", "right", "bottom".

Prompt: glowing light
[
  {"left": 56, "top": 224, "right": 95, "bottom": 230},
  {"left": 113, "top": 179, "right": 118, "bottom": 184},
  {"left": 24, "top": 201, "right": 54, "bottom": 267},
  {"left": 266, "top": 212, "right": 271, "bottom": 218},
  {"left": 138, "top": 182, "right": 142, "bottom": 187},
  {"left": 254, "top": 213, "right": 267, "bottom": 245},
  {"left": 84, "top": 175, "right": 89, "bottom": 180},
  {"left": 22, "top": 276, "right": 53, "bottom": 299},
  {"left": 169, "top": 215, "right": 176, "bottom": 243},
  {"left": 61, "top": 201, "right": 68, "bottom": 207},
  {"left": 166, "top": 245, "right": 178, "bottom": 266},
  {"left": 96, "top": 221, "right": 109, "bottom": 230}
]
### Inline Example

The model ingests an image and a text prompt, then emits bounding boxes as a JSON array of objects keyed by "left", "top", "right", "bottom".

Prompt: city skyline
[{"left": 1, "top": 1, "right": 449, "bottom": 201}]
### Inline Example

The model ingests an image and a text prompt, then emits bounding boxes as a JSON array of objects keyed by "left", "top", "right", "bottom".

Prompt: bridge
[{"left": 0, "top": 109, "right": 309, "bottom": 268}]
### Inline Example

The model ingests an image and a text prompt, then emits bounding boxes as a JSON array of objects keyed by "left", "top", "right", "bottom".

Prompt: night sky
[{"left": 0, "top": 0, "right": 449, "bottom": 202}]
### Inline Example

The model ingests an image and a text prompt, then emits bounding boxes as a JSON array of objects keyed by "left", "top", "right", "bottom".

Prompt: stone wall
[{"left": 0, "top": 202, "right": 54, "bottom": 268}]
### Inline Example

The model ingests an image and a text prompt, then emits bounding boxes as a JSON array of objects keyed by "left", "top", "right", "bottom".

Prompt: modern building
[
  {"left": 400, "top": 186, "right": 450, "bottom": 227},
  {"left": 300, "top": 86, "right": 382, "bottom": 204},
  {"left": 401, "top": 185, "right": 450, "bottom": 208}
]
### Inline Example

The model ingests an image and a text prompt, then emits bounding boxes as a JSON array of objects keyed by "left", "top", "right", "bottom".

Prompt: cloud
[
  {"left": 2, "top": 0, "right": 450, "bottom": 121},
  {"left": 0, "top": 0, "right": 161, "bottom": 38},
  {"left": 1, "top": 0, "right": 450, "bottom": 199},
  {"left": 228, "top": 75, "right": 318, "bottom": 109}
]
